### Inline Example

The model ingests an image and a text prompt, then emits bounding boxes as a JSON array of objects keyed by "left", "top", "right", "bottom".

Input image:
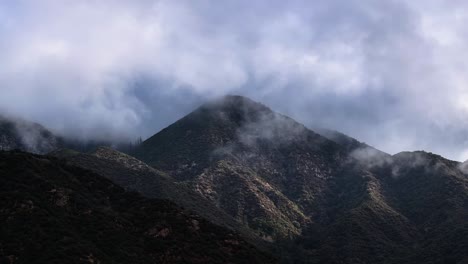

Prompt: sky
[{"left": 1, "top": 0, "right": 468, "bottom": 161}]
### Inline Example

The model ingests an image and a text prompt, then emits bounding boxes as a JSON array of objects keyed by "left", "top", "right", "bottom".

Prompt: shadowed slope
[{"left": 0, "top": 150, "right": 275, "bottom": 263}]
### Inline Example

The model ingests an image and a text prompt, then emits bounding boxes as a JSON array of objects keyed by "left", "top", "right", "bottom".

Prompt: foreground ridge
[{"left": 0, "top": 150, "right": 275, "bottom": 263}]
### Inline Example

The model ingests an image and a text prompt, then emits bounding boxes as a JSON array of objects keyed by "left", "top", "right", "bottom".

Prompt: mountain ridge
[{"left": 0, "top": 114, "right": 62, "bottom": 153}]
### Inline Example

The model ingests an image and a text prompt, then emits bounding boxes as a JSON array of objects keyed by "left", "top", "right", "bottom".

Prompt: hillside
[
  {"left": 0, "top": 150, "right": 275, "bottom": 264},
  {"left": 49, "top": 147, "right": 269, "bottom": 250}
]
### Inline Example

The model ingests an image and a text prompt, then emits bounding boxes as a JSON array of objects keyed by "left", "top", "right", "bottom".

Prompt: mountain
[
  {"left": 0, "top": 150, "right": 275, "bottom": 263},
  {"left": 0, "top": 115, "right": 62, "bottom": 154},
  {"left": 133, "top": 95, "right": 468, "bottom": 263},
  {"left": 49, "top": 147, "right": 269, "bottom": 250},
  {"left": 134, "top": 95, "right": 344, "bottom": 239},
  {"left": 1, "top": 95, "right": 468, "bottom": 263}
]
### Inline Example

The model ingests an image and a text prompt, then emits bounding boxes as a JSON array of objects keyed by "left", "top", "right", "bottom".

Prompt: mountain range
[{"left": 1, "top": 95, "right": 467, "bottom": 263}]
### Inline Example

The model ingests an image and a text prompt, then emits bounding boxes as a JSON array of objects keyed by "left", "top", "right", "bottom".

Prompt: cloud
[
  {"left": 349, "top": 146, "right": 393, "bottom": 169},
  {"left": 1, "top": 0, "right": 468, "bottom": 160}
]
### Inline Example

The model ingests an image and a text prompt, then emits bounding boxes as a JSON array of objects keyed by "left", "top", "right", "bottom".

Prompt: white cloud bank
[{"left": 1, "top": 0, "right": 468, "bottom": 160}]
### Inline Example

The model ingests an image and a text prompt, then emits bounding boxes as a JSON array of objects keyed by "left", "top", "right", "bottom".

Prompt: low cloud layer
[{"left": 1, "top": 0, "right": 468, "bottom": 160}]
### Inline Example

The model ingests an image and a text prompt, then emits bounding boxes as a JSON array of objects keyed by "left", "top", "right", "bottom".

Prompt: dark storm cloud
[{"left": 1, "top": 0, "right": 468, "bottom": 160}]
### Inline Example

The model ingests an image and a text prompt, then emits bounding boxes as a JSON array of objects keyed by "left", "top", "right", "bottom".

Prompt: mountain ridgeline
[
  {"left": 0, "top": 115, "right": 62, "bottom": 153},
  {"left": 1, "top": 95, "right": 468, "bottom": 263},
  {"left": 0, "top": 114, "right": 142, "bottom": 155}
]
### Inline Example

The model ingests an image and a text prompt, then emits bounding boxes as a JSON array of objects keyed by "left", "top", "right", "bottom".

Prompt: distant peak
[
  {"left": 393, "top": 150, "right": 459, "bottom": 166},
  {"left": 206, "top": 95, "right": 261, "bottom": 105},
  {"left": 199, "top": 95, "right": 273, "bottom": 115},
  {"left": 218, "top": 95, "right": 254, "bottom": 102},
  {"left": 221, "top": 94, "right": 249, "bottom": 101},
  {"left": 394, "top": 151, "right": 441, "bottom": 159}
]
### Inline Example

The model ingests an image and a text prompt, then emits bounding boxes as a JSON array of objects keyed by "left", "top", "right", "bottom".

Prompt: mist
[{"left": 2, "top": 0, "right": 468, "bottom": 160}]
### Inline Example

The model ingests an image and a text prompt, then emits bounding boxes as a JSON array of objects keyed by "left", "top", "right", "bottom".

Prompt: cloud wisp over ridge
[{"left": 1, "top": 0, "right": 468, "bottom": 160}]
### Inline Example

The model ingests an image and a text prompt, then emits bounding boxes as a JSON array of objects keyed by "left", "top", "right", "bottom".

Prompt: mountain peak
[
  {"left": 137, "top": 95, "right": 331, "bottom": 170},
  {"left": 134, "top": 96, "right": 346, "bottom": 239},
  {"left": 206, "top": 95, "right": 266, "bottom": 108},
  {"left": 193, "top": 95, "right": 274, "bottom": 124}
]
